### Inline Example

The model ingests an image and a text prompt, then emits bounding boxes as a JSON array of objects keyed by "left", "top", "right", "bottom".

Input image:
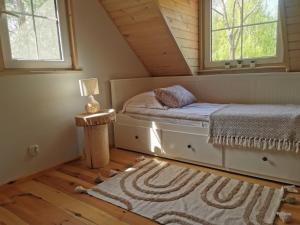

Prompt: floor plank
[
  {"left": 0, "top": 187, "right": 87, "bottom": 225},
  {"left": 0, "top": 207, "right": 29, "bottom": 225},
  {"left": 0, "top": 148, "right": 299, "bottom": 225},
  {"left": 35, "top": 166, "right": 155, "bottom": 225},
  {"left": 18, "top": 181, "right": 127, "bottom": 225}
]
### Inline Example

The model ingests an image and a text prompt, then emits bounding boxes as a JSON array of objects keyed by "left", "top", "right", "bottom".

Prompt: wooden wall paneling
[
  {"left": 198, "top": 0, "right": 204, "bottom": 71},
  {"left": 285, "top": 0, "right": 299, "bottom": 7},
  {"left": 279, "top": 0, "right": 290, "bottom": 71},
  {"left": 100, "top": 0, "right": 153, "bottom": 12},
  {"left": 284, "top": 0, "right": 300, "bottom": 71},
  {"left": 98, "top": 0, "right": 191, "bottom": 76},
  {"left": 287, "top": 24, "right": 300, "bottom": 34},
  {"left": 0, "top": 39, "right": 4, "bottom": 71},
  {"left": 288, "top": 33, "right": 300, "bottom": 42},
  {"left": 0, "top": 0, "right": 4, "bottom": 71},
  {"left": 158, "top": 0, "right": 199, "bottom": 74},
  {"left": 99, "top": 0, "right": 300, "bottom": 74},
  {"left": 289, "top": 41, "right": 300, "bottom": 50}
]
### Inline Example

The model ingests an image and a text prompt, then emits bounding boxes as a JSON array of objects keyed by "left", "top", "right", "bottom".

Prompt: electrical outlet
[{"left": 27, "top": 144, "right": 40, "bottom": 157}]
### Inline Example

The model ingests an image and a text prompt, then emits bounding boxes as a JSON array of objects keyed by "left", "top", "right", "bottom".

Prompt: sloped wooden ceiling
[{"left": 98, "top": 0, "right": 199, "bottom": 76}]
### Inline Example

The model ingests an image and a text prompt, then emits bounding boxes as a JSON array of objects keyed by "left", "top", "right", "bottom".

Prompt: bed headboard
[{"left": 110, "top": 72, "right": 300, "bottom": 112}]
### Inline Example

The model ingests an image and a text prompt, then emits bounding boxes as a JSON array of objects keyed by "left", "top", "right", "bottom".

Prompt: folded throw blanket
[{"left": 208, "top": 104, "right": 300, "bottom": 153}]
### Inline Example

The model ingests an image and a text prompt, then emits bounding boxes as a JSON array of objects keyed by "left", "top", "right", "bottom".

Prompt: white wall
[
  {"left": 72, "top": 0, "right": 150, "bottom": 146},
  {"left": 0, "top": 0, "right": 149, "bottom": 185},
  {"left": 73, "top": 0, "right": 149, "bottom": 108},
  {"left": 0, "top": 72, "right": 85, "bottom": 185}
]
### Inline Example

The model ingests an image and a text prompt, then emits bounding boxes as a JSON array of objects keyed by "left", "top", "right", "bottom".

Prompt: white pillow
[{"left": 122, "top": 91, "right": 167, "bottom": 112}]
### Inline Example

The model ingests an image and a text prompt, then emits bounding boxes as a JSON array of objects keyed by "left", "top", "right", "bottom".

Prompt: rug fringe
[
  {"left": 276, "top": 211, "right": 292, "bottom": 223},
  {"left": 74, "top": 186, "right": 88, "bottom": 194}
]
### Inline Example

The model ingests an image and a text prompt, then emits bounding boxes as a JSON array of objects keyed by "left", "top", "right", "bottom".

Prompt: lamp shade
[{"left": 79, "top": 78, "right": 100, "bottom": 96}]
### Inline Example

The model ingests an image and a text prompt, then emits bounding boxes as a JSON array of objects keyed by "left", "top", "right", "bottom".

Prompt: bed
[
  {"left": 123, "top": 102, "right": 225, "bottom": 127},
  {"left": 111, "top": 73, "right": 300, "bottom": 185}
]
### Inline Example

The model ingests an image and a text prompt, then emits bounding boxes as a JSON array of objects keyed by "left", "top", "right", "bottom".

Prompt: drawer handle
[
  {"left": 262, "top": 156, "right": 268, "bottom": 162},
  {"left": 135, "top": 136, "right": 139, "bottom": 139},
  {"left": 187, "top": 145, "right": 195, "bottom": 152}
]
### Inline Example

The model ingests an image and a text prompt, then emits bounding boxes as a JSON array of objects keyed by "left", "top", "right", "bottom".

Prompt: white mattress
[{"left": 122, "top": 103, "right": 225, "bottom": 127}]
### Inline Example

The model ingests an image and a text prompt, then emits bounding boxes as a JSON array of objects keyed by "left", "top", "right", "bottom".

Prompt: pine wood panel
[
  {"left": 98, "top": 0, "right": 300, "bottom": 74},
  {"left": 98, "top": 0, "right": 191, "bottom": 76},
  {"left": 160, "top": 7, "right": 197, "bottom": 25},
  {"left": 0, "top": 149, "right": 300, "bottom": 225},
  {"left": 285, "top": 0, "right": 299, "bottom": 7},
  {"left": 158, "top": 0, "right": 199, "bottom": 74},
  {"left": 101, "top": 0, "right": 153, "bottom": 12},
  {"left": 289, "top": 41, "right": 300, "bottom": 50},
  {"left": 285, "top": 0, "right": 300, "bottom": 71}
]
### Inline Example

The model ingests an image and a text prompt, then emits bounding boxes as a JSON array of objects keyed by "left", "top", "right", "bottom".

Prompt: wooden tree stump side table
[{"left": 75, "top": 109, "right": 116, "bottom": 169}]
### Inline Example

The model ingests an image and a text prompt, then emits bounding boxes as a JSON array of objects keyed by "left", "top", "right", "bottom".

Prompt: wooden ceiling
[
  {"left": 98, "top": 0, "right": 199, "bottom": 76},
  {"left": 98, "top": 0, "right": 300, "bottom": 75}
]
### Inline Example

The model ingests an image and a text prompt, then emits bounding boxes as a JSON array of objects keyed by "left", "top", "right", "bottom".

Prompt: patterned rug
[{"left": 86, "top": 159, "right": 284, "bottom": 225}]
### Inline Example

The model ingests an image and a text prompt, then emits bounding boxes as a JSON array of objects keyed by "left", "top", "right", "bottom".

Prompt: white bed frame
[{"left": 111, "top": 72, "right": 300, "bottom": 185}]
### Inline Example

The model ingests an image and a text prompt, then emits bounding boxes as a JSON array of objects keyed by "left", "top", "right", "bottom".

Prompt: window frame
[
  {"left": 0, "top": 0, "right": 72, "bottom": 69},
  {"left": 203, "top": 0, "right": 284, "bottom": 68}
]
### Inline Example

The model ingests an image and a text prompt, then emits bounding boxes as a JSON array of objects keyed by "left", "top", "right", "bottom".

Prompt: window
[
  {"left": 0, "top": 0, "right": 71, "bottom": 68},
  {"left": 204, "top": 0, "right": 283, "bottom": 68}
]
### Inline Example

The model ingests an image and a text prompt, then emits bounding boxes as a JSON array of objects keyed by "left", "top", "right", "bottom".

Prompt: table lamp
[{"left": 79, "top": 78, "right": 101, "bottom": 114}]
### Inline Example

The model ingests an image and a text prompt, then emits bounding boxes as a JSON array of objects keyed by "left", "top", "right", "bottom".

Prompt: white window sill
[
  {"left": 198, "top": 65, "right": 287, "bottom": 75},
  {"left": 0, "top": 68, "right": 83, "bottom": 77}
]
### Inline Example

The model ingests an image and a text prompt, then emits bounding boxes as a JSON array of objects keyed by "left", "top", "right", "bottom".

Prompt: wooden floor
[{"left": 0, "top": 148, "right": 299, "bottom": 225}]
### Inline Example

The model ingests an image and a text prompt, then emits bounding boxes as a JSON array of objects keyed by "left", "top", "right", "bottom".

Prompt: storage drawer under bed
[
  {"left": 114, "top": 124, "right": 162, "bottom": 155},
  {"left": 162, "top": 130, "right": 223, "bottom": 167},
  {"left": 114, "top": 124, "right": 223, "bottom": 167},
  {"left": 225, "top": 148, "right": 300, "bottom": 183}
]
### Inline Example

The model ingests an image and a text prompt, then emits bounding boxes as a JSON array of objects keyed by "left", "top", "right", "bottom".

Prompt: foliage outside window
[
  {"left": 0, "top": 0, "right": 71, "bottom": 69},
  {"left": 204, "top": 0, "right": 283, "bottom": 67}
]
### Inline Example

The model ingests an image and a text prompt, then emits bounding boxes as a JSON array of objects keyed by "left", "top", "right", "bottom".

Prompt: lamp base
[{"left": 85, "top": 95, "right": 101, "bottom": 114}]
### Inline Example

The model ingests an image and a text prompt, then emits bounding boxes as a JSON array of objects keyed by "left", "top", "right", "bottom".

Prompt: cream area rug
[{"left": 86, "top": 159, "right": 284, "bottom": 225}]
